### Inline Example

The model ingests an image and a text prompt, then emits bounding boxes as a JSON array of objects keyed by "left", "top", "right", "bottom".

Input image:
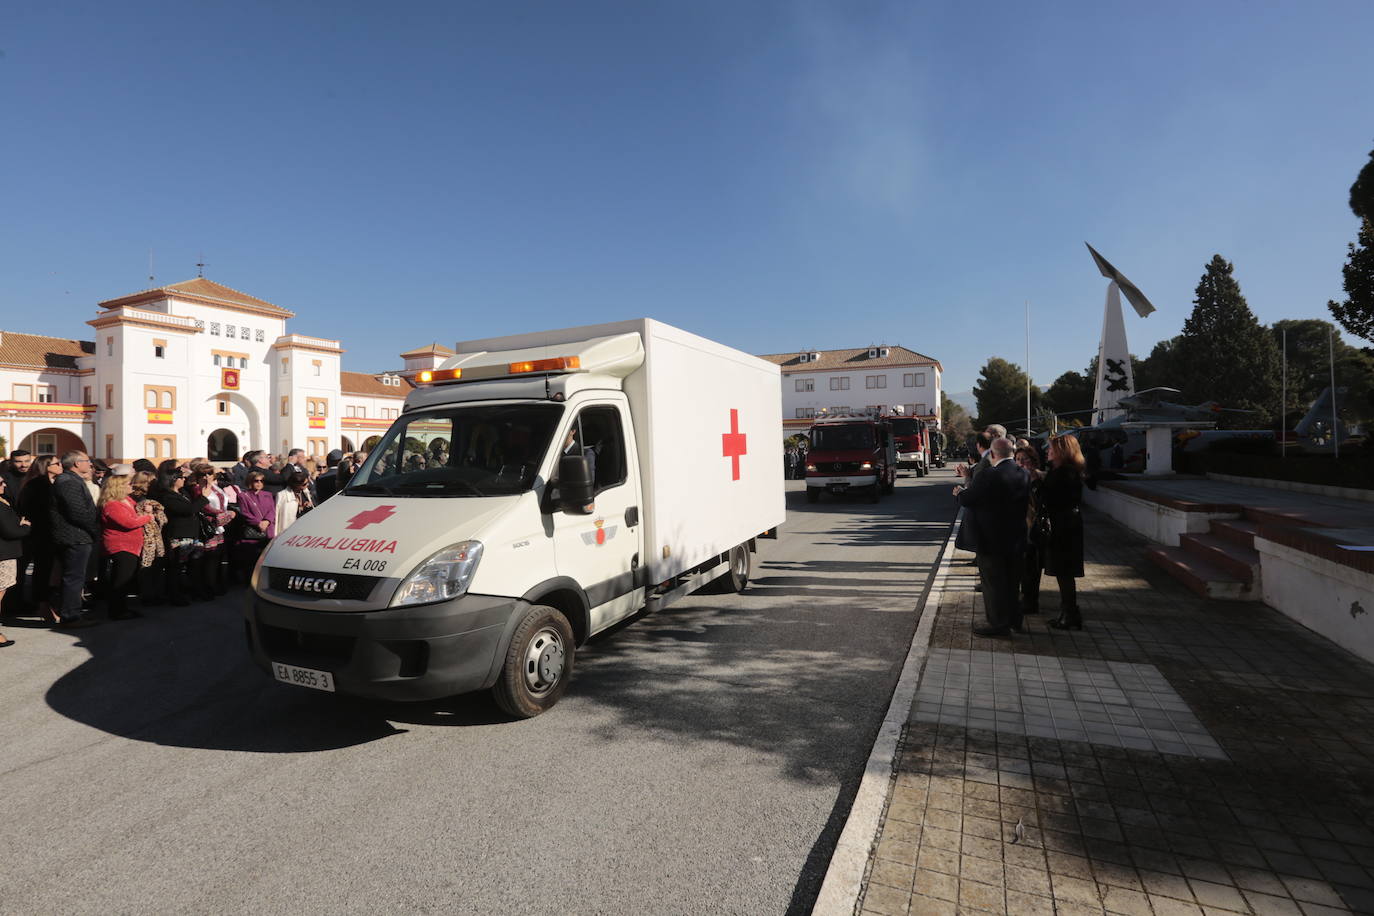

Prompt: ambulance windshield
[
  {"left": 810, "top": 424, "right": 875, "bottom": 450},
  {"left": 344, "top": 404, "right": 563, "bottom": 497}
]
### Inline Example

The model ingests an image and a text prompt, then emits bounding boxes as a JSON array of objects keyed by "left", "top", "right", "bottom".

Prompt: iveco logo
[{"left": 286, "top": 576, "right": 338, "bottom": 594}]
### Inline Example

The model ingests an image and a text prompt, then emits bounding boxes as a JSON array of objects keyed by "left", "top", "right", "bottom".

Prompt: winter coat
[
  {"left": 1039, "top": 465, "right": 1085, "bottom": 578},
  {"left": 0, "top": 498, "right": 31, "bottom": 561},
  {"left": 152, "top": 486, "right": 200, "bottom": 542},
  {"left": 50, "top": 471, "right": 100, "bottom": 547},
  {"left": 236, "top": 488, "right": 276, "bottom": 540},
  {"left": 102, "top": 498, "right": 153, "bottom": 557}
]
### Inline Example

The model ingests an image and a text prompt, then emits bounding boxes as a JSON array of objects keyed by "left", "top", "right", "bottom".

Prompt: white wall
[{"left": 782, "top": 364, "right": 940, "bottom": 422}]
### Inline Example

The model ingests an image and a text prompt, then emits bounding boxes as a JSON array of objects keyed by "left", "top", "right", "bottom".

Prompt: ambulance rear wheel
[
  {"left": 493, "top": 605, "right": 575, "bottom": 719},
  {"left": 704, "top": 544, "right": 751, "bottom": 594}
]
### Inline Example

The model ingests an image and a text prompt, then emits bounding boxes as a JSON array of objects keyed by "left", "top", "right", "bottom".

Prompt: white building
[
  {"left": 757, "top": 345, "right": 943, "bottom": 436},
  {"left": 0, "top": 278, "right": 420, "bottom": 462}
]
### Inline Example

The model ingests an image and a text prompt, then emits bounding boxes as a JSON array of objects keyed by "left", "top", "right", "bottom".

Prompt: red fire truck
[
  {"left": 804, "top": 414, "right": 897, "bottom": 503},
  {"left": 889, "top": 415, "right": 930, "bottom": 477}
]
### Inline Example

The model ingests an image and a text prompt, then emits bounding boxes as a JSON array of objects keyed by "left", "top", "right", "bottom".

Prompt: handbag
[
  {"left": 198, "top": 512, "right": 218, "bottom": 543},
  {"left": 1031, "top": 514, "right": 1052, "bottom": 546}
]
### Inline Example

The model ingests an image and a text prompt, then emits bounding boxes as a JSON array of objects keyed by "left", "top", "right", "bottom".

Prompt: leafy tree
[
  {"left": 1043, "top": 370, "right": 1092, "bottom": 416},
  {"left": 1135, "top": 336, "right": 1185, "bottom": 391},
  {"left": 940, "top": 391, "right": 973, "bottom": 445},
  {"left": 1350, "top": 144, "right": 1374, "bottom": 220},
  {"left": 1174, "top": 255, "right": 1280, "bottom": 426},
  {"left": 1272, "top": 319, "right": 1374, "bottom": 424},
  {"left": 1329, "top": 218, "right": 1374, "bottom": 344},
  {"left": 972, "top": 357, "right": 1043, "bottom": 430}
]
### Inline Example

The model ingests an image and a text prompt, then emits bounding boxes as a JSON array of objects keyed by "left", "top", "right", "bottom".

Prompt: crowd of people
[
  {"left": 0, "top": 446, "right": 369, "bottom": 646},
  {"left": 953, "top": 423, "right": 1089, "bottom": 637}
]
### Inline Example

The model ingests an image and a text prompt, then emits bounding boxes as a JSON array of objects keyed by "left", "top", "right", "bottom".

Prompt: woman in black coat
[
  {"left": 151, "top": 468, "right": 202, "bottom": 606},
  {"left": 0, "top": 476, "right": 32, "bottom": 646},
  {"left": 18, "top": 454, "right": 60, "bottom": 622},
  {"left": 1041, "top": 434, "right": 1087, "bottom": 630}
]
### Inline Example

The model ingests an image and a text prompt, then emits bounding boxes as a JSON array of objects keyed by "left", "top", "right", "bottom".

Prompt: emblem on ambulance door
[{"left": 581, "top": 518, "right": 618, "bottom": 546}]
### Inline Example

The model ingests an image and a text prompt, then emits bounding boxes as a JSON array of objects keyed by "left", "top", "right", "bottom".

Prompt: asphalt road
[{"left": 1, "top": 470, "right": 958, "bottom": 915}]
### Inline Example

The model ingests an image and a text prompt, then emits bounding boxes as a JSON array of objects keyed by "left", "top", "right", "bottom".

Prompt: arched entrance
[
  {"left": 203, "top": 392, "right": 261, "bottom": 457},
  {"left": 341, "top": 436, "right": 355, "bottom": 452},
  {"left": 207, "top": 429, "right": 239, "bottom": 462},
  {"left": 19, "top": 427, "right": 86, "bottom": 456}
]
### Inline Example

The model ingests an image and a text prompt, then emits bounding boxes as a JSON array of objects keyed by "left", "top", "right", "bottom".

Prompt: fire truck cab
[
  {"left": 804, "top": 413, "right": 897, "bottom": 503},
  {"left": 889, "top": 415, "right": 930, "bottom": 477}
]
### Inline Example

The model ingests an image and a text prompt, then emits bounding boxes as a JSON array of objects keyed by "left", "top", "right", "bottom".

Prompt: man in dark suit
[
  {"left": 955, "top": 436, "right": 1029, "bottom": 637},
  {"left": 50, "top": 451, "right": 101, "bottom": 629}
]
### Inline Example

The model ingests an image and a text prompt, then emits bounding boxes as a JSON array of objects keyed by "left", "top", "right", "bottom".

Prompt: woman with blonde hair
[
  {"left": 99, "top": 466, "right": 151, "bottom": 620},
  {"left": 1042, "top": 435, "right": 1087, "bottom": 630}
]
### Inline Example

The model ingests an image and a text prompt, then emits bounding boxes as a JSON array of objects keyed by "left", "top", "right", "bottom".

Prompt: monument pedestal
[{"left": 1123, "top": 422, "right": 1214, "bottom": 476}]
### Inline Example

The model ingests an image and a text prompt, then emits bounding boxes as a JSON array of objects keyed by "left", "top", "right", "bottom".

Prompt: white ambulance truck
[{"left": 246, "top": 319, "right": 784, "bottom": 717}]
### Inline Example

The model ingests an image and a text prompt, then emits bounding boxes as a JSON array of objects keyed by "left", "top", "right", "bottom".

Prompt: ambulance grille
[
  {"left": 827, "top": 462, "right": 863, "bottom": 473},
  {"left": 267, "top": 568, "right": 380, "bottom": 602}
]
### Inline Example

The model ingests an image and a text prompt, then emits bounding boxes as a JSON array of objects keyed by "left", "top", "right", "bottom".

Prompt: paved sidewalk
[{"left": 854, "top": 508, "right": 1374, "bottom": 916}]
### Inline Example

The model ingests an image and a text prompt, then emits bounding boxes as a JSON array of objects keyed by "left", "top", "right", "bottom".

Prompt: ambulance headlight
[
  {"left": 859, "top": 462, "right": 873, "bottom": 470},
  {"left": 805, "top": 463, "right": 817, "bottom": 472},
  {"left": 391, "top": 541, "right": 484, "bottom": 607}
]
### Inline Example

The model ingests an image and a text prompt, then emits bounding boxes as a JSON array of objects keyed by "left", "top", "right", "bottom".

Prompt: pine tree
[
  {"left": 1329, "top": 218, "right": 1374, "bottom": 343},
  {"left": 972, "top": 357, "right": 1042, "bottom": 430},
  {"left": 1175, "top": 255, "right": 1280, "bottom": 425}
]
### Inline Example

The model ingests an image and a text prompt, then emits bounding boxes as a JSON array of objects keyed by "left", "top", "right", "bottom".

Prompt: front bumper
[
  {"left": 897, "top": 452, "right": 926, "bottom": 468},
  {"left": 245, "top": 591, "right": 520, "bottom": 702},
  {"left": 806, "top": 474, "right": 878, "bottom": 489}
]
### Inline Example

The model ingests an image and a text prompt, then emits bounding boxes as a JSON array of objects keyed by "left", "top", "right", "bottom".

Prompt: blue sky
[{"left": 3, "top": 1, "right": 1371, "bottom": 404}]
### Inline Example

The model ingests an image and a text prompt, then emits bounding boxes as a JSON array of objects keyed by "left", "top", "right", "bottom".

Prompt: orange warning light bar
[
  {"left": 509, "top": 356, "right": 581, "bottom": 374},
  {"left": 416, "top": 368, "right": 462, "bottom": 385}
]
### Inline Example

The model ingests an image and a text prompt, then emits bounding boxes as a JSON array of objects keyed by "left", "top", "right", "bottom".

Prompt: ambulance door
[{"left": 549, "top": 401, "right": 644, "bottom": 633}]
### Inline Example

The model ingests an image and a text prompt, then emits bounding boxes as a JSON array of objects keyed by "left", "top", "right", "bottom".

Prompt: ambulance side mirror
[{"left": 557, "top": 454, "right": 595, "bottom": 514}]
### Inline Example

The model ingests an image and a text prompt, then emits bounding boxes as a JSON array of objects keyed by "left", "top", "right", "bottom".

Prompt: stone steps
[
  {"left": 1179, "top": 532, "right": 1261, "bottom": 585},
  {"left": 1146, "top": 545, "right": 1260, "bottom": 602}
]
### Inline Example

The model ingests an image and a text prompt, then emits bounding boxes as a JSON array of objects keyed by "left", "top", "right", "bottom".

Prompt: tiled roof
[
  {"left": 757, "top": 345, "right": 942, "bottom": 372},
  {"left": 341, "top": 370, "right": 411, "bottom": 398},
  {"left": 399, "top": 342, "right": 455, "bottom": 358},
  {"left": 0, "top": 331, "right": 95, "bottom": 370},
  {"left": 99, "top": 278, "right": 295, "bottom": 318}
]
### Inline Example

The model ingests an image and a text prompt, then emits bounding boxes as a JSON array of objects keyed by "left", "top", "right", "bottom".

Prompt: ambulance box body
[{"left": 245, "top": 319, "right": 783, "bottom": 716}]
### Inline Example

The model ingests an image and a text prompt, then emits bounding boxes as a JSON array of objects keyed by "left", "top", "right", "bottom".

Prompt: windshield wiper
[{"left": 344, "top": 482, "right": 395, "bottom": 496}]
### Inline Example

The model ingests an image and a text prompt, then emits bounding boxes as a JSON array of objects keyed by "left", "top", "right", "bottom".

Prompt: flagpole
[
  {"left": 1025, "top": 300, "right": 1031, "bottom": 437},
  {"left": 1281, "top": 328, "right": 1287, "bottom": 459},
  {"left": 1330, "top": 327, "right": 1339, "bottom": 460}
]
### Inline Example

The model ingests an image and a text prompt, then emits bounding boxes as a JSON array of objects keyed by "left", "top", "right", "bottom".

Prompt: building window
[
  {"left": 216, "top": 397, "right": 229, "bottom": 415},
  {"left": 211, "top": 323, "right": 221, "bottom": 336},
  {"left": 12, "top": 384, "right": 32, "bottom": 401},
  {"left": 829, "top": 377, "right": 850, "bottom": 391},
  {"left": 346, "top": 406, "right": 355, "bottom": 418},
  {"left": 255, "top": 329, "right": 265, "bottom": 342},
  {"left": 153, "top": 339, "right": 166, "bottom": 358},
  {"left": 213, "top": 354, "right": 222, "bottom": 367},
  {"left": 280, "top": 396, "right": 289, "bottom": 417},
  {"left": 143, "top": 386, "right": 176, "bottom": 410},
  {"left": 831, "top": 406, "right": 851, "bottom": 415},
  {"left": 240, "top": 327, "right": 250, "bottom": 340},
  {"left": 307, "top": 397, "right": 328, "bottom": 418},
  {"left": 106, "top": 385, "right": 114, "bottom": 409},
  {"left": 312, "top": 360, "right": 321, "bottom": 377},
  {"left": 37, "top": 387, "right": 56, "bottom": 403},
  {"left": 226, "top": 324, "right": 236, "bottom": 338},
  {"left": 105, "top": 434, "right": 114, "bottom": 459},
  {"left": 106, "top": 336, "right": 114, "bottom": 356},
  {"left": 904, "top": 372, "right": 926, "bottom": 387},
  {"left": 866, "top": 376, "right": 886, "bottom": 389},
  {"left": 83, "top": 386, "right": 93, "bottom": 405},
  {"left": 914, "top": 403, "right": 928, "bottom": 415},
  {"left": 308, "top": 437, "right": 327, "bottom": 455},
  {"left": 306, "top": 401, "right": 316, "bottom": 417},
  {"left": 795, "top": 407, "right": 815, "bottom": 419},
  {"left": 194, "top": 319, "right": 205, "bottom": 330},
  {"left": 146, "top": 437, "right": 158, "bottom": 458},
  {"left": 795, "top": 378, "right": 814, "bottom": 392},
  {"left": 281, "top": 358, "right": 289, "bottom": 375},
  {"left": 163, "top": 437, "right": 174, "bottom": 457},
  {"left": 357, "top": 406, "right": 365, "bottom": 418}
]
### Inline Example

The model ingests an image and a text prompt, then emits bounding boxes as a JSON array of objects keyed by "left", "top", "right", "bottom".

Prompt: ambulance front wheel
[{"left": 493, "top": 605, "right": 575, "bottom": 718}]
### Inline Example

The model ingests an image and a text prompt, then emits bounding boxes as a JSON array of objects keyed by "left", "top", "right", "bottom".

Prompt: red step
[
  {"left": 1146, "top": 545, "right": 1259, "bottom": 602},
  {"left": 1209, "top": 518, "right": 1259, "bottom": 550},
  {"left": 1179, "top": 532, "right": 1260, "bottom": 585}
]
